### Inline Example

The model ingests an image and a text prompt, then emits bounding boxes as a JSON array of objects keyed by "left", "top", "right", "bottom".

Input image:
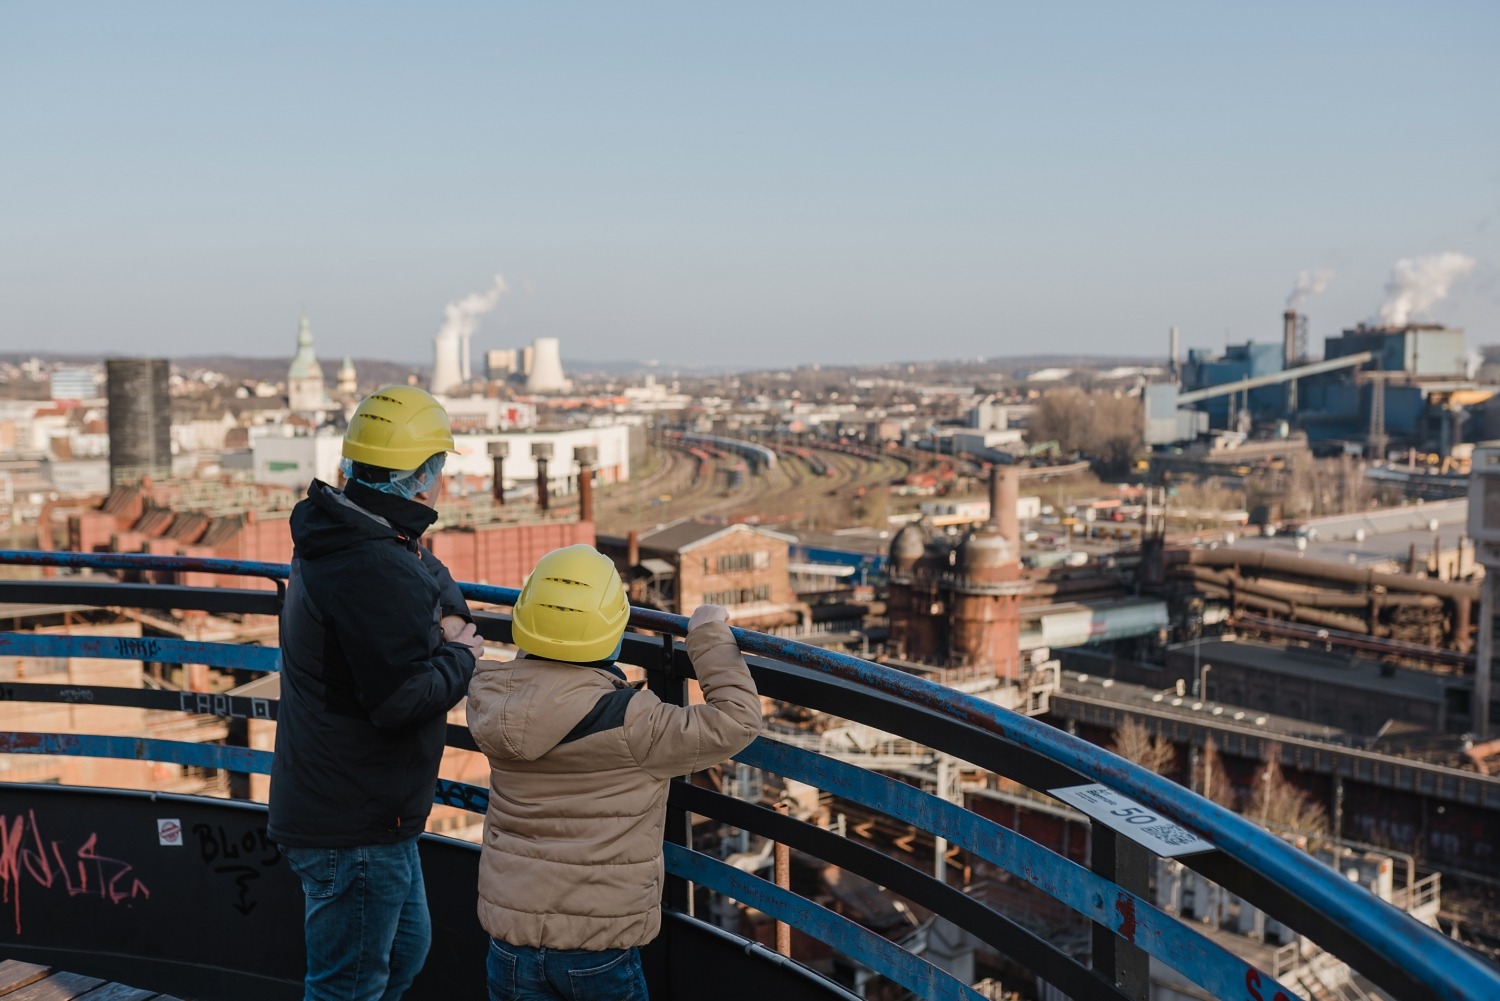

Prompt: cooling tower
[
  {"left": 525, "top": 337, "right": 567, "bottom": 393},
  {"left": 431, "top": 330, "right": 464, "bottom": 395},
  {"left": 106, "top": 358, "right": 172, "bottom": 487}
]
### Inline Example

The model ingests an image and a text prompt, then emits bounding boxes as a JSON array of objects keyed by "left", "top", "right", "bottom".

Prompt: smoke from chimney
[
  {"left": 441, "top": 274, "right": 508, "bottom": 344},
  {"left": 1286, "top": 269, "right": 1333, "bottom": 310},
  {"left": 1377, "top": 253, "right": 1475, "bottom": 327}
]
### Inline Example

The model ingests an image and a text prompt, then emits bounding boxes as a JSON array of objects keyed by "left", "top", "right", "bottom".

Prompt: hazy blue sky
[{"left": 2, "top": 1, "right": 1497, "bottom": 369}]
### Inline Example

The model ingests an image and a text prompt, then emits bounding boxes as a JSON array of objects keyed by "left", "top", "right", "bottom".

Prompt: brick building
[
  {"left": 59, "top": 478, "right": 594, "bottom": 593},
  {"left": 886, "top": 466, "right": 1026, "bottom": 680},
  {"left": 602, "top": 519, "right": 806, "bottom": 630}
]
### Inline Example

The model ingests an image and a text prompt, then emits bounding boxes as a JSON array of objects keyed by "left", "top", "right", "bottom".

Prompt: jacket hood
[
  {"left": 468, "top": 657, "right": 627, "bottom": 762},
  {"left": 291, "top": 479, "right": 431, "bottom": 559}
]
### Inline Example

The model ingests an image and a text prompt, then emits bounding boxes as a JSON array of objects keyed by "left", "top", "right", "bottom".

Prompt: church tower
[
  {"left": 288, "top": 316, "right": 326, "bottom": 413},
  {"left": 337, "top": 355, "right": 357, "bottom": 397}
]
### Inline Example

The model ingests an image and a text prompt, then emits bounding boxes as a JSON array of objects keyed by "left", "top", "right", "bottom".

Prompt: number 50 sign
[{"left": 1049, "top": 784, "right": 1215, "bottom": 857}]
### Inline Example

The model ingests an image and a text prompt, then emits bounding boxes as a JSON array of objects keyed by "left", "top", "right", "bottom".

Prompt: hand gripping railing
[{"left": 1, "top": 550, "right": 1498, "bottom": 1001}]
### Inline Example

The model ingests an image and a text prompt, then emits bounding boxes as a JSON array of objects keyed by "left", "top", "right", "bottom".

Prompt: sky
[{"left": 2, "top": 1, "right": 1498, "bottom": 370}]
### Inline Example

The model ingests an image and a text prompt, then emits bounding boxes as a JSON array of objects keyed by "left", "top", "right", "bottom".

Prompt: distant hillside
[
  {"left": 0, "top": 352, "right": 427, "bottom": 389},
  {"left": 3, "top": 350, "right": 1165, "bottom": 383},
  {"left": 175, "top": 355, "right": 425, "bottom": 388}
]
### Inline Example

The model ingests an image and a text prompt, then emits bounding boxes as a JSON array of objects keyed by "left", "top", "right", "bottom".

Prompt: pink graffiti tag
[{"left": 0, "top": 810, "right": 150, "bottom": 934}]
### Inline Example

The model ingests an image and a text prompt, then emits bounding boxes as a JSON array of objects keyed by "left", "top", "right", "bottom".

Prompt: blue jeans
[
  {"left": 487, "top": 938, "right": 648, "bottom": 1001},
  {"left": 281, "top": 840, "right": 431, "bottom": 1001}
]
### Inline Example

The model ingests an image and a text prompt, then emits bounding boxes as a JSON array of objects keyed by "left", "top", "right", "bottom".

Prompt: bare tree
[
  {"left": 1248, "top": 744, "right": 1328, "bottom": 836},
  {"left": 1194, "top": 737, "right": 1237, "bottom": 810},
  {"left": 1089, "top": 392, "right": 1144, "bottom": 476},
  {"left": 1029, "top": 387, "right": 1094, "bottom": 456},
  {"left": 1028, "top": 387, "right": 1142, "bottom": 477},
  {"left": 1111, "top": 717, "right": 1177, "bottom": 776}
]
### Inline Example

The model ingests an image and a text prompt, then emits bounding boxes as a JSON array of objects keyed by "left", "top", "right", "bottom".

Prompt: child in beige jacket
[{"left": 467, "top": 544, "right": 762, "bottom": 1001}]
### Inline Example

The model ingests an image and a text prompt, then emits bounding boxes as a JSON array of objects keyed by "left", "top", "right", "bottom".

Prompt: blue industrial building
[
  {"left": 1182, "top": 341, "right": 1287, "bottom": 426},
  {"left": 1154, "top": 321, "right": 1472, "bottom": 454}
]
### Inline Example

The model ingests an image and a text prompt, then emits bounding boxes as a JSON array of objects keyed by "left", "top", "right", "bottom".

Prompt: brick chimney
[
  {"left": 574, "top": 445, "right": 598, "bottom": 523},
  {"left": 532, "top": 442, "right": 553, "bottom": 513},
  {"left": 488, "top": 440, "right": 508, "bottom": 506}
]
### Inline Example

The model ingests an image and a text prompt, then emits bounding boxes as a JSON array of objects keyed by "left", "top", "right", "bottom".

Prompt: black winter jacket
[{"left": 268, "top": 479, "right": 476, "bottom": 847}]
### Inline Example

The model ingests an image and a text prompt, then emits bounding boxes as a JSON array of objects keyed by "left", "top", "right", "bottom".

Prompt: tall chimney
[
  {"left": 992, "top": 463, "right": 1020, "bottom": 545},
  {"left": 488, "top": 440, "right": 508, "bottom": 506},
  {"left": 1169, "top": 326, "right": 1180, "bottom": 382},
  {"left": 532, "top": 442, "right": 553, "bottom": 513},
  {"left": 1283, "top": 310, "right": 1299, "bottom": 368},
  {"left": 574, "top": 445, "right": 598, "bottom": 523}
]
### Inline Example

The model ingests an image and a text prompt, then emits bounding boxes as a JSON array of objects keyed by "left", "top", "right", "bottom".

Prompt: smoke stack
[
  {"left": 627, "top": 529, "right": 640, "bottom": 568},
  {"left": 990, "top": 463, "right": 1019, "bottom": 544},
  {"left": 488, "top": 440, "right": 508, "bottom": 505},
  {"left": 1168, "top": 326, "right": 1179, "bottom": 381},
  {"left": 431, "top": 330, "right": 463, "bottom": 395},
  {"left": 1283, "top": 310, "right": 1299, "bottom": 368},
  {"left": 574, "top": 445, "right": 598, "bottom": 523},
  {"left": 532, "top": 442, "right": 553, "bottom": 513},
  {"left": 526, "top": 337, "right": 567, "bottom": 394}
]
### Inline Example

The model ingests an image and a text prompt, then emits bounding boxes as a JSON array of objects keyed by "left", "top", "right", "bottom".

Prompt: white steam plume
[
  {"left": 1377, "top": 253, "right": 1475, "bottom": 327},
  {"left": 1286, "top": 269, "right": 1333, "bottom": 310},
  {"left": 432, "top": 274, "right": 507, "bottom": 392},
  {"left": 440, "top": 274, "right": 508, "bottom": 343}
]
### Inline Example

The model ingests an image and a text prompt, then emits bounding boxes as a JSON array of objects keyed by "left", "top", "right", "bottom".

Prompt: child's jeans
[{"left": 486, "top": 938, "right": 648, "bottom": 1001}]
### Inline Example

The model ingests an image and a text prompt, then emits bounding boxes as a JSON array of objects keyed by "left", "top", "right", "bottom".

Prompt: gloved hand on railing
[{"left": 687, "top": 604, "right": 729, "bottom": 631}]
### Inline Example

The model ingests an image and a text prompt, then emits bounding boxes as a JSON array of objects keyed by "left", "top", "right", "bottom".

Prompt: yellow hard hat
[
  {"left": 343, "top": 386, "right": 455, "bottom": 471},
  {"left": 512, "top": 545, "right": 629, "bottom": 663}
]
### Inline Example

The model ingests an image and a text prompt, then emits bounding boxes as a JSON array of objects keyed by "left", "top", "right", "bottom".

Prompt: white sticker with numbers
[{"left": 1049, "top": 784, "right": 1214, "bottom": 857}]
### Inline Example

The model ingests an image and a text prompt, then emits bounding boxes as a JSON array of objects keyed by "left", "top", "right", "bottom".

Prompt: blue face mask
[{"left": 341, "top": 453, "right": 445, "bottom": 499}]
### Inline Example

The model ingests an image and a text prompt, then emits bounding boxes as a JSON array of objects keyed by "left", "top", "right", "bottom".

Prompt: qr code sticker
[{"left": 1142, "top": 824, "right": 1196, "bottom": 846}]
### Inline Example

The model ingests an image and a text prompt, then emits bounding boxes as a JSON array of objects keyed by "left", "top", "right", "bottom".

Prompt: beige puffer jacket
[{"left": 466, "top": 620, "right": 762, "bottom": 951}]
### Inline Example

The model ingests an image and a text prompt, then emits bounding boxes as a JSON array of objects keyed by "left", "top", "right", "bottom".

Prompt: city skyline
[{"left": 2, "top": 1, "right": 1497, "bottom": 368}]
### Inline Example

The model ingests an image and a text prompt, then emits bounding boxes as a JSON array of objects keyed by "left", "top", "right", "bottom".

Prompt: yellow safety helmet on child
[
  {"left": 342, "top": 386, "right": 456, "bottom": 472},
  {"left": 511, "top": 545, "right": 630, "bottom": 663}
]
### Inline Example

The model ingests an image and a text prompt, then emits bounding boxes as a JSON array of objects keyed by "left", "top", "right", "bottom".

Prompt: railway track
[{"left": 595, "top": 436, "right": 914, "bottom": 535}]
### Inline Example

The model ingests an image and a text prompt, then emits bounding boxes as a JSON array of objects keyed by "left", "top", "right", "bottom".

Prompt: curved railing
[{"left": 0, "top": 549, "right": 1497, "bottom": 1001}]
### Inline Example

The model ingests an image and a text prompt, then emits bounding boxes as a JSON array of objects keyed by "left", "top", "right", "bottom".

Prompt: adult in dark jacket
[{"left": 269, "top": 386, "right": 485, "bottom": 1001}]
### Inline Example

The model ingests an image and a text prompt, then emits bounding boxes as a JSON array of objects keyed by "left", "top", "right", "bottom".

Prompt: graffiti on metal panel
[
  {"left": 178, "top": 692, "right": 272, "bottom": 719},
  {"left": 0, "top": 809, "right": 151, "bottom": 934},
  {"left": 434, "top": 778, "right": 488, "bottom": 814},
  {"left": 114, "top": 637, "right": 162, "bottom": 659},
  {"left": 1243, "top": 968, "right": 1293, "bottom": 1001},
  {"left": 191, "top": 822, "right": 281, "bottom": 916}
]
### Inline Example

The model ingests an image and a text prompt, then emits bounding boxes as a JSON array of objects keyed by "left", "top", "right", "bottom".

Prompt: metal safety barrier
[{"left": 0, "top": 550, "right": 1497, "bottom": 1001}]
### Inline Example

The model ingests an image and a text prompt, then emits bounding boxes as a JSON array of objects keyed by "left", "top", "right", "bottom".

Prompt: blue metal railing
[{"left": 1, "top": 550, "right": 1498, "bottom": 1001}]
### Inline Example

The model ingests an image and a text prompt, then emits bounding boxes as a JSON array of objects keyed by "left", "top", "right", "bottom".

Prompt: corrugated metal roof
[
  {"left": 134, "top": 508, "right": 175, "bottom": 536},
  {"left": 101, "top": 486, "right": 142, "bottom": 514},
  {"left": 199, "top": 515, "right": 245, "bottom": 548}
]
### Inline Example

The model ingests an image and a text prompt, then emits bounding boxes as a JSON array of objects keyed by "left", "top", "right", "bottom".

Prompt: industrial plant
[{"left": 2, "top": 267, "right": 1499, "bottom": 999}]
